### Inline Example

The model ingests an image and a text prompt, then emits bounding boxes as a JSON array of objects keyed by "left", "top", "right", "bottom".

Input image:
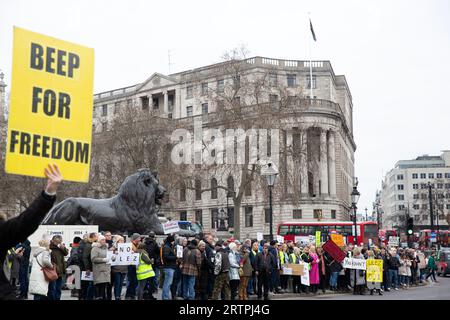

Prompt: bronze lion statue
[{"left": 42, "top": 169, "right": 167, "bottom": 235}]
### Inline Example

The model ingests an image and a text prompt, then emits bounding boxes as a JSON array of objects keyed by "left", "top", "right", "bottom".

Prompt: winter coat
[
  {"left": 309, "top": 253, "right": 320, "bottom": 284},
  {"left": 228, "top": 251, "right": 240, "bottom": 281},
  {"left": 29, "top": 247, "right": 53, "bottom": 296},
  {"left": 162, "top": 242, "right": 177, "bottom": 269},
  {"left": 144, "top": 238, "right": 161, "bottom": 267},
  {"left": 214, "top": 248, "right": 230, "bottom": 275},
  {"left": 0, "top": 191, "right": 55, "bottom": 300},
  {"left": 6, "top": 249, "right": 22, "bottom": 279},
  {"left": 81, "top": 240, "right": 94, "bottom": 271},
  {"left": 427, "top": 256, "right": 437, "bottom": 270},
  {"left": 255, "top": 251, "right": 274, "bottom": 274},
  {"left": 387, "top": 255, "right": 400, "bottom": 270},
  {"left": 67, "top": 245, "right": 81, "bottom": 267},
  {"left": 241, "top": 251, "right": 253, "bottom": 277},
  {"left": 399, "top": 258, "right": 412, "bottom": 276},
  {"left": 50, "top": 242, "right": 69, "bottom": 277},
  {"left": 181, "top": 244, "right": 201, "bottom": 276},
  {"left": 204, "top": 242, "right": 215, "bottom": 273},
  {"left": 349, "top": 253, "right": 366, "bottom": 286},
  {"left": 196, "top": 250, "right": 209, "bottom": 294},
  {"left": 90, "top": 242, "right": 111, "bottom": 285}
]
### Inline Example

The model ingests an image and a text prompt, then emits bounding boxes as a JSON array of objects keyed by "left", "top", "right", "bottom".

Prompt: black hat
[
  {"left": 166, "top": 235, "right": 175, "bottom": 243},
  {"left": 73, "top": 237, "right": 82, "bottom": 244},
  {"left": 191, "top": 239, "right": 198, "bottom": 246},
  {"left": 215, "top": 240, "right": 224, "bottom": 247},
  {"left": 270, "top": 240, "right": 277, "bottom": 246}
]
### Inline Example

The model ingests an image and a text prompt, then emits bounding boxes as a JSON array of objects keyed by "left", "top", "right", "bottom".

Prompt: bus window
[
  {"left": 279, "top": 225, "right": 289, "bottom": 236},
  {"left": 343, "top": 226, "right": 353, "bottom": 235},
  {"left": 364, "top": 224, "right": 378, "bottom": 238},
  {"left": 291, "top": 226, "right": 301, "bottom": 235}
]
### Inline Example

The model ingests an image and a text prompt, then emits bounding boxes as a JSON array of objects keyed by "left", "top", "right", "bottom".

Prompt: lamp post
[
  {"left": 263, "top": 163, "right": 278, "bottom": 241},
  {"left": 428, "top": 182, "right": 434, "bottom": 237},
  {"left": 365, "top": 207, "right": 368, "bottom": 221},
  {"left": 350, "top": 180, "right": 360, "bottom": 295}
]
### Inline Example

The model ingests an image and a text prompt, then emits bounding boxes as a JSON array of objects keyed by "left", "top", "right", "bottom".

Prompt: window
[
  {"left": 413, "top": 204, "right": 419, "bottom": 210},
  {"left": 414, "top": 215, "right": 420, "bottom": 221},
  {"left": 217, "top": 79, "right": 224, "bottom": 93},
  {"left": 438, "top": 205, "right": 444, "bottom": 210},
  {"left": 398, "top": 205, "right": 405, "bottom": 210},
  {"left": 422, "top": 214, "right": 428, "bottom": 220},
  {"left": 447, "top": 193, "right": 450, "bottom": 199},
  {"left": 313, "top": 209, "right": 322, "bottom": 219},
  {"left": 269, "top": 73, "right": 277, "bottom": 87},
  {"left": 186, "top": 106, "right": 193, "bottom": 117},
  {"left": 202, "top": 103, "right": 208, "bottom": 114},
  {"left": 446, "top": 204, "right": 450, "bottom": 210},
  {"left": 412, "top": 173, "right": 418, "bottom": 179},
  {"left": 245, "top": 206, "right": 253, "bottom": 227},
  {"left": 140, "top": 96, "right": 149, "bottom": 110},
  {"left": 180, "top": 182, "right": 186, "bottom": 202},
  {"left": 233, "top": 75, "right": 240, "bottom": 89},
  {"left": 397, "top": 184, "right": 404, "bottom": 190},
  {"left": 265, "top": 209, "right": 271, "bottom": 223},
  {"left": 413, "top": 184, "right": 418, "bottom": 189},
  {"left": 397, "top": 174, "right": 404, "bottom": 180},
  {"left": 413, "top": 194, "right": 419, "bottom": 199},
  {"left": 429, "top": 173, "right": 434, "bottom": 179},
  {"left": 421, "top": 193, "right": 427, "bottom": 199},
  {"left": 195, "top": 179, "right": 202, "bottom": 200},
  {"left": 287, "top": 74, "right": 296, "bottom": 87},
  {"left": 422, "top": 204, "right": 428, "bottom": 209},
  {"left": 420, "top": 173, "right": 426, "bottom": 179},
  {"left": 293, "top": 209, "right": 302, "bottom": 219},
  {"left": 398, "top": 194, "right": 404, "bottom": 200},
  {"left": 269, "top": 94, "right": 279, "bottom": 103},
  {"left": 420, "top": 183, "right": 427, "bottom": 189},
  {"left": 101, "top": 122, "right": 107, "bottom": 132},
  {"left": 437, "top": 173, "right": 443, "bottom": 179},
  {"left": 445, "top": 173, "right": 450, "bottom": 178},
  {"left": 331, "top": 210, "right": 336, "bottom": 219},
  {"left": 102, "top": 104, "right": 108, "bottom": 116},
  {"left": 306, "top": 75, "right": 316, "bottom": 89},
  {"left": 180, "top": 211, "right": 187, "bottom": 221},
  {"left": 186, "top": 86, "right": 193, "bottom": 99},
  {"left": 445, "top": 183, "right": 450, "bottom": 189},
  {"left": 437, "top": 183, "right": 443, "bottom": 189},
  {"left": 114, "top": 102, "right": 120, "bottom": 114},
  {"left": 195, "top": 210, "right": 202, "bottom": 226},
  {"left": 211, "top": 178, "right": 218, "bottom": 199},
  {"left": 152, "top": 97, "right": 159, "bottom": 109},
  {"left": 201, "top": 83, "right": 208, "bottom": 96}
]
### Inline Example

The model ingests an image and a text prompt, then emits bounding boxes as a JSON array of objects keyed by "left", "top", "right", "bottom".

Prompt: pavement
[{"left": 27, "top": 275, "right": 450, "bottom": 300}]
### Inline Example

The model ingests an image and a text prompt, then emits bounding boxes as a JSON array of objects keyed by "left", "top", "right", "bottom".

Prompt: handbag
[
  {"left": 36, "top": 252, "right": 59, "bottom": 282},
  {"left": 238, "top": 267, "right": 244, "bottom": 277}
]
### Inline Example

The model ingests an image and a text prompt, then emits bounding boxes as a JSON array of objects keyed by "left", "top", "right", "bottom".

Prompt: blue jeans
[
  {"left": 126, "top": 265, "right": 137, "bottom": 298},
  {"left": 388, "top": 269, "right": 398, "bottom": 289},
  {"left": 113, "top": 272, "right": 126, "bottom": 300},
  {"left": 153, "top": 267, "right": 160, "bottom": 292},
  {"left": 33, "top": 294, "right": 47, "bottom": 300},
  {"left": 330, "top": 272, "right": 339, "bottom": 287},
  {"left": 182, "top": 274, "right": 196, "bottom": 300},
  {"left": 247, "top": 276, "right": 254, "bottom": 294},
  {"left": 19, "top": 264, "right": 29, "bottom": 298},
  {"left": 162, "top": 268, "right": 175, "bottom": 300},
  {"left": 48, "top": 277, "right": 63, "bottom": 300}
]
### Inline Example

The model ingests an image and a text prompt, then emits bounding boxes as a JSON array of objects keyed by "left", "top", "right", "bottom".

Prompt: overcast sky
[{"left": 1, "top": 0, "right": 449, "bottom": 215}]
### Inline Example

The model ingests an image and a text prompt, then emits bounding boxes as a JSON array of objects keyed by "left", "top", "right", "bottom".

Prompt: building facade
[
  {"left": 379, "top": 151, "right": 450, "bottom": 231},
  {"left": 92, "top": 56, "right": 356, "bottom": 239}
]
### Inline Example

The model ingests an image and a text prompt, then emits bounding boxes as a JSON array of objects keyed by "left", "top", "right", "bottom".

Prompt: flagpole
[{"left": 308, "top": 12, "right": 313, "bottom": 104}]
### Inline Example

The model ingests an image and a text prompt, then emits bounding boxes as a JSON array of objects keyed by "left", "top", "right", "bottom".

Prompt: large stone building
[
  {"left": 379, "top": 151, "right": 450, "bottom": 231},
  {"left": 92, "top": 56, "right": 356, "bottom": 239}
]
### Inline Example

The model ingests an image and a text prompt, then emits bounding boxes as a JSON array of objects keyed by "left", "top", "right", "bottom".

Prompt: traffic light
[{"left": 407, "top": 217, "right": 414, "bottom": 235}]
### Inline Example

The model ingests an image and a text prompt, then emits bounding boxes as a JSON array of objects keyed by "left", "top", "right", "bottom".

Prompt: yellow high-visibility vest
[
  {"left": 290, "top": 253, "right": 297, "bottom": 264},
  {"left": 136, "top": 252, "right": 155, "bottom": 281},
  {"left": 279, "top": 251, "right": 286, "bottom": 264}
]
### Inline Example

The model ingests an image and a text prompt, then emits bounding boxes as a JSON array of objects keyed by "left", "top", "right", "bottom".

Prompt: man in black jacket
[
  {"left": 256, "top": 243, "right": 274, "bottom": 300},
  {"left": 0, "top": 164, "right": 62, "bottom": 300},
  {"left": 162, "top": 235, "right": 177, "bottom": 300},
  {"left": 203, "top": 234, "right": 215, "bottom": 299},
  {"left": 144, "top": 231, "right": 161, "bottom": 294}
]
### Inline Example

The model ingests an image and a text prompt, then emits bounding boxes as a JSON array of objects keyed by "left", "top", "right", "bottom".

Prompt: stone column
[
  {"left": 328, "top": 130, "right": 337, "bottom": 197},
  {"left": 163, "top": 91, "right": 169, "bottom": 115},
  {"left": 286, "top": 129, "right": 294, "bottom": 194},
  {"left": 320, "top": 128, "right": 329, "bottom": 196},
  {"left": 300, "top": 129, "right": 309, "bottom": 196}
]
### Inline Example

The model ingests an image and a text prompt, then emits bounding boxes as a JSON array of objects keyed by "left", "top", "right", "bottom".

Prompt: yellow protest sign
[
  {"left": 6, "top": 27, "right": 94, "bottom": 182},
  {"left": 315, "top": 231, "right": 321, "bottom": 247},
  {"left": 330, "top": 234, "right": 344, "bottom": 247},
  {"left": 366, "top": 259, "right": 383, "bottom": 283}
]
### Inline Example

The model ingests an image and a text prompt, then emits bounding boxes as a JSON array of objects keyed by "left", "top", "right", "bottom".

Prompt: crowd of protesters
[{"left": 4, "top": 227, "right": 443, "bottom": 300}]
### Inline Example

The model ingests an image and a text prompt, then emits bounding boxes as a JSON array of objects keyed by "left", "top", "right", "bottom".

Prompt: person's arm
[
  {"left": 83, "top": 244, "right": 92, "bottom": 269},
  {"left": 91, "top": 248, "right": 107, "bottom": 264},
  {"left": 0, "top": 164, "right": 62, "bottom": 250},
  {"left": 140, "top": 251, "right": 152, "bottom": 264}
]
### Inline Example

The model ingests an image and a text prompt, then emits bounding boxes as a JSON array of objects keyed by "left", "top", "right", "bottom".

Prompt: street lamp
[
  {"left": 365, "top": 207, "right": 368, "bottom": 221},
  {"left": 350, "top": 179, "right": 360, "bottom": 296},
  {"left": 263, "top": 163, "right": 278, "bottom": 241}
]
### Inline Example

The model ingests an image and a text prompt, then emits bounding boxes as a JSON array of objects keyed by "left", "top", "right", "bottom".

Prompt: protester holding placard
[
  {"left": 308, "top": 246, "right": 320, "bottom": 294},
  {"left": 90, "top": 235, "right": 111, "bottom": 300},
  {"left": 111, "top": 235, "right": 127, "bottom": 300},
  {"left": 349, "top": 247, "right": 366, "bottom": 295},
  {"left": 290, "top": 247, "right": 302, "bottom": 293}
]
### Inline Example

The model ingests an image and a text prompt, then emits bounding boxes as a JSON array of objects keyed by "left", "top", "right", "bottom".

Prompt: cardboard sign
[
  {"left": 81, "top": 271, "right": 93, "bottom": 281},
  {"left": 366, "top": 259, "right": 383, "bottom": 283},
  {"left": 176, "top": 245, "right": 184, "bottom": 258},
  {"left": 163, "top": 221, "right": 180, "bottom": 234},
  {"left": 343, "top": 257, "right": 366, "bottom": 270},
  {"left": 5, "top": 27, "right": 94, "bottom": 182},
  {"left": 388, "top": 236, "right": 399, "bottom": 247},
  {"left": 300, "top": 263, "right": 310, "bottom": 286},
  {"left": 315, "top": 231, "right": 321, "bottom": 247},
  {"left": 107, "top": 243, "right": 139, "bottom": 266},
  {"left": 322, "top": 240, "right": 347, "bottom": 263},
  {"left": 257, "top": 233, "right": 263, "bottom": 241},
  {"left": 331, "top": 234, "right": 345, "bottom": 247},
  {"left": 276, "top": 235, "right": 284, "bottom": 244},
  {"left": 281, "top": 263, "right": 304, "bottom": 276}
]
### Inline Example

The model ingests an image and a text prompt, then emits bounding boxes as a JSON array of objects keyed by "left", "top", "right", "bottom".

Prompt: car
[{"left": 437, "top": 251, "right": 450, "bottom": 277}]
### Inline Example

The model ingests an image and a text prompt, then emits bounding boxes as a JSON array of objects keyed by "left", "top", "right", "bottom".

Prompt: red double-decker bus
[
  {"left": 277, "top": 221, "right": 378, "bottom": 246},
  {"left": 378, "top": 229, "right": 398, "bottom": 245}
]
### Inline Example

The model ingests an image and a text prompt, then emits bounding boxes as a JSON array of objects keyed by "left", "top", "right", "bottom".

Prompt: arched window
[
  {"left": 211, "top": 178, "right": 218, "bottom": 199},
  {"left": 227, "top": 176, "right": 234, "bottom": 195}
]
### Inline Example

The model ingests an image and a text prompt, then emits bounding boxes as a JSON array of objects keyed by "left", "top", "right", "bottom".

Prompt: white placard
[
  {"left": 276, "top": 235, "right": 284, "bottom": 244},
  {"left": 295, "top": 236, "right": 310, "bottom": 246},
  {"left": 107, "top": 244, "right": 139, "bottom": 266},
  {"left": 177, "top": 245, "right": 184, "bottom": 258},
  {"left": 343, "top": 257, "right": 366, "bottom": 270},
  {"left": 282, "top": 267, "right": 292, "bottom": 275},
  {"left": 257, "top": 233, "right": 263, "bottom": 241},
  {"left": 81, "top": 271, "right": 93, "bottom": 281},
  {"left": 300, "top": 263, "right": 310, "bottom": 286},
  {"left": 388, "top": 236, "right": 399, "bottom": 247},
  {"left": 163, "top": 221, "right": 180, "bottom": 234},
  {"left": 308, "top": 235, "right": 315, "bottom": 244}
]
